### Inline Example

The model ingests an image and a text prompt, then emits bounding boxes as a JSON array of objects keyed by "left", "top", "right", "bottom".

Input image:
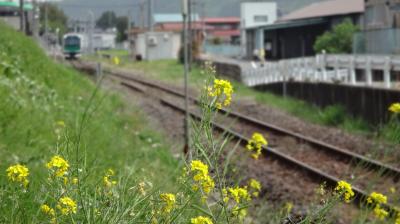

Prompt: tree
[
  {"left": 96, "top": 11, "right": 117, "bottom": 30},
  {"left": 313, "top": 19, "right": 359, "bottom": 54},
  {"left": 115, "top": 16, "right": 128, "bottom": 43},
  {"left": 39, "top": 3, "right": 68, "bottom": 36}
]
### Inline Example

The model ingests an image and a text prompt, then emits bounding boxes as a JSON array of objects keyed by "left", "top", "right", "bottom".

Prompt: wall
[
  {"left": 255, "top": 82, "right": 400, "bottom": 124},
  {"left": 136, "top": 32, "right": 181, "bottom": 61},
  {"left": 240, "top": 2, "right": 277, "bottom": 29}
]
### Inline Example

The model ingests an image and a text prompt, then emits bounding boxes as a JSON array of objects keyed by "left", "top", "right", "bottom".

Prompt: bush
[
  {"left": 320, "top": 105, "right": 346, "bottom": 126},
  {"left": 314, "top": 19, "right": 359, "bottom": 54}
]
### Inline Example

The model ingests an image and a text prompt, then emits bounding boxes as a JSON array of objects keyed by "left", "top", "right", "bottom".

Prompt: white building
[
  {"left": 240, "top": 2, "right": 277, "bottom": 58},
  {"left": 93, "top": 32, "right": 116, "bottom": 50},
  {"left": 135, "top": 31, "right": 181, "bottom": 61}
]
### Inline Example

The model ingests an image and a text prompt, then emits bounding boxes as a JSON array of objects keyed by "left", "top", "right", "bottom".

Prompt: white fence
[{"left": 241, "top": 54, "right": 400, "bottom": 88}]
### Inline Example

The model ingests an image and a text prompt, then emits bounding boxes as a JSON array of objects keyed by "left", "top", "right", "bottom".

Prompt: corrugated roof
[
  {"left": 279, "top": 0, "right": 364, "bottom": 22},
  {"left": 153, "top": 14, "right": 199, "bottom": 23}
]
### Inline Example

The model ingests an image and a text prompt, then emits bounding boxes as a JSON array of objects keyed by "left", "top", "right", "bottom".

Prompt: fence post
[
  {"left": 321, "top": 52, "right": 327, "bottom": 82},
  {"left": 350, "top": 55, "right": 356, "bottom": 85},
  {"left": 384, "top": 56, "right": 391, "bottom": 88},
  {"left": 334, "top": 55, "right": 339, "bottom": 80},
  {"left": 366, "top": 56, "right": 372, "bottom": 86}
]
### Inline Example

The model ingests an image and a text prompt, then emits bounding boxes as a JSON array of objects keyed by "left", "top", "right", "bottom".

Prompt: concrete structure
[
  {"left": 93, "top": 31, "right": 116, "bottom": 50},
  {"left": 240, "top": 2, "right": 278, "bottom": 58},
  {"left": 135, "top": 31, "right": 181, "bottom": 61}
]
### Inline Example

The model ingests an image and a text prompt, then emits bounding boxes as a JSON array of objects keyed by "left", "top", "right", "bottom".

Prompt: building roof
[
  {"left": 279, "top": 0, "right": 364, "bottom": 22},
  {"left": 156, "top": 22, "right": 212, "bottom": 32},
  {"left": 203, "top": 17, "right": 240, "bottom": 24},
  {"left": 153, "top": 14, "right": 200, "bottom": 23},
  {"left": 208, "top": 30, "right": 240, "bottom": 37}
]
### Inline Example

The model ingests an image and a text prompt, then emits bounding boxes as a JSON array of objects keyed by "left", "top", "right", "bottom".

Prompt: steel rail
[{"left": 108, "top": 69, "right": 400, "bottom": 179}]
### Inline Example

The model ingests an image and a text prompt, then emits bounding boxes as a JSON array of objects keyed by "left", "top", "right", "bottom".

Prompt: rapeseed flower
[
  {"left": 396, "top": 212, "right": 400, "bottom": 224},
  {"left": 248, "top": 179, "right": 261, "bottom": 197},
  {"left": 41, "top": 204, "right": 56, "bottom": 224},
  {"left": 6, "top": 164, "right": 29, "bottom": 187},
  {"left": 285, "top": 202, "right": 293, "bottom": 214},
  {"left": 335, "top": 180, "right": 354, "bottom": 203},
  {"left": 367, "top": 192, "right": 387, "bottom": 205},
  {"left": 191, "top": 216, "right": 213, "bottom": 224},
  {"left": 46, "top": 156, "right": 69, "bottom": 177},
  {"left": 207, "top": 79, "right": 233, "bottom": 109},
  {"left": 190, "top": 160, "right": 215, "bottom": 195},
  {"left": 103, "top": 169, "right": 117, "bottom": 187},
  {"left": 246, "top": 133, "right": 267, "bottom": 159},
  {"left": 389, "top": 103, "right": 400, "bottom": 114},
  {"left": 232, "top": 206, "right": 247, "bottom": 220},
  {"left": 373, "top": 205, "right": 388, "bottom": 220},
  {"left": 160, "top": 193, "right": 175, "bottom": 213},
  {"left": 56, "top": 196, "right": 77, "bottom": 215},
  {"left": 228, "top": 186, "right": 251, "bottom": 204}
]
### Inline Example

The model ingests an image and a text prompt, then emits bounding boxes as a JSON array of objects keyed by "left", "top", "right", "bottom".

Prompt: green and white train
[{"left": 63, "top": 33, "right": 87, "bottom": 59}]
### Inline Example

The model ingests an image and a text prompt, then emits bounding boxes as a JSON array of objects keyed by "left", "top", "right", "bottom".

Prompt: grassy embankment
[{"left": 0, "top": 22, "right": 181, "bottom": 222}]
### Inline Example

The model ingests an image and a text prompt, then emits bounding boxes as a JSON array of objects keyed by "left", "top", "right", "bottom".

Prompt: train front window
[{"left": 65, "top": 37, "right": 80, "bottom": 47}]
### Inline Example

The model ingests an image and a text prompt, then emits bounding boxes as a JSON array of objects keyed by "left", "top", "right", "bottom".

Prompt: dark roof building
[{"left": 244, "top": 0, "right": 366, "bottom": 60}]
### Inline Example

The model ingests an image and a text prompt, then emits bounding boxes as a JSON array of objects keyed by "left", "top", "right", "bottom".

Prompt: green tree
[
  {"left": 96, "top": 11, "right": 117, "bottom": 30},
  {"left": 115, "top": 16, "right": 128, "bottom": 43},
  {"left": 39, "top": 3, "right": 68, "bottom": 36},
  {"left": 313, "top": 19, "right": 359, "bottom": 54}
]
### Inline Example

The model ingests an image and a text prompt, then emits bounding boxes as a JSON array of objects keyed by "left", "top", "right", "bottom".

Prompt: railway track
[{"left": 71, "top": 60, "right": 398, "bottom": 212}]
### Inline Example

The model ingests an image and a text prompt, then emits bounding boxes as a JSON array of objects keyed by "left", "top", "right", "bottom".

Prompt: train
[{"left": 63, "top": 33, "right": 87, "bottom": 59}]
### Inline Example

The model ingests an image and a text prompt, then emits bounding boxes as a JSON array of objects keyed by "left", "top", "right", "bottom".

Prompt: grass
[
  {"left": 89, "top": 58, "right": 371, "bottom": 136},
  {"left": 0, "top": 22, "right": 181, "bottom": 222}
]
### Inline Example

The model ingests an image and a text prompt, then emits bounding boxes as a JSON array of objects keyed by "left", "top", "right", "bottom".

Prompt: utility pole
[
  {"left": 182, "top": 0, "right": 191, "bottom": 160},
  {"left": 188, "top": 0, "right": 192, "bottom": 71},
  {"left": 19, "top": 0, "right": 25, "bottom": 33},
  {"left": 148, "top": 0, "right": 153, "bottom": 31},
  {"left": 88, "top": 10, "right": 94, "bottom": 54},
  {"left": 45, "top": 2, "right": 48, "bottom": 36}
]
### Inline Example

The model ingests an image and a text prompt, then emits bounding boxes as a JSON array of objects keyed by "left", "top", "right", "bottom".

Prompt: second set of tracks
[{"left": 72, "top": 60, "right": 400, "bottom": 212}]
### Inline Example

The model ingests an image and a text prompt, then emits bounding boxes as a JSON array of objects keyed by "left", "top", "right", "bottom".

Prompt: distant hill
[{"left": 57, "top": 0, "right": 327, "bottom": 23}]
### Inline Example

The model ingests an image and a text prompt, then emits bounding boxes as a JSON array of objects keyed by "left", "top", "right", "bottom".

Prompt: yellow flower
[
  {"left": 160, "top": 193, "right": 175, "bottom": 213},
  {"left": 246, "top": 133, "right": 267, "bottom": 159},
  {"left": 190, "top": 160, "right": 215, "bottom": 195},
  {"left": 103, "top": 169, "right": 117, "bottom": 187},
  {"left": 285, "top": 202, "right": 293, "bottom": 214},
  {"left": 6, "top": 164, "right": 29, "bottom": 187},
  {"left": 56, "top": 120, "right": 65, "bottom": 127},
  {"left": 191, "top": 216, "right": 213, "bottom": 224},
  {"left": 232, "top": 205, "right": 247, "bottom": 220},
  {"left": 390, "top": 187, "right": 396, "bottom": 194},
  {"left": 389, "top": 103, "right": 400, "bottom": 114},
  {"left": 396, "top": 212, "right": 400, "bottom": 224},
  {"left": 248, "top": 179, "right": 261, "bottom": 197},
  {"left": 334, "top": 180, "right": 354, "bottom": 203},
  {"left": 113, "top": 56, "right": 120, "bottom": 66},
  {"left": 46, "top": 156, "right": 69, "bottom": 177},
  {"left": 228, "top": 186, "right": 250, "bottom": 204},
  {"left": 222, "top": 188, "right": 229, "bottom": 203},
  {"left": 56, "top": 197, "right": 77, "bottom": 215},
  {"left": 367, "top": 192, "right": 387, "bottom": 205},
  {"left": 207, "top": 79, "right": 233, "bottom": 109},
  {"left": 373, "top": 205, "right": 388, "bottom": 220},
  {"left": 72, "top": 177, "right": 78, "bottom": 185},
  {"left": 41, "top": 204, "right": 56, "bottom": 224}
]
